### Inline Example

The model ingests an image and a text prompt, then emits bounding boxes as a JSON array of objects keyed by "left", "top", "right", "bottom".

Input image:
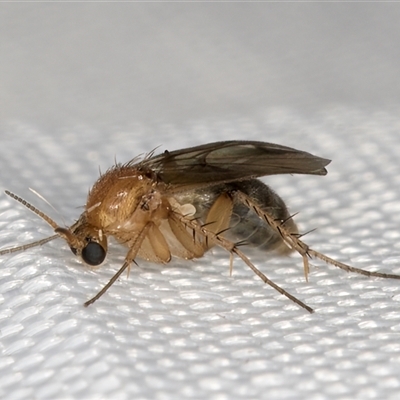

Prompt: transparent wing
[{"left": 138, "top": 140, "right": 331, "bottom": 188}]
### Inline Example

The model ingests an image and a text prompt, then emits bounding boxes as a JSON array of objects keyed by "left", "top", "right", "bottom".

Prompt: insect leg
[
  {"left": 177, "top": 212, "right": 314, "bottom": 313},
  {"left": 204, "top": 192, "right": 234, "bottom": 237},
  {"left": 84, "top": 223, "right": 152, "bottom": 307},
  {"left": 232, "top": 190, "right": 400, "bottom": 281}
]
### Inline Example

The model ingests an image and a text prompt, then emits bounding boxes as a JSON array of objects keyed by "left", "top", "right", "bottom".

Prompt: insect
[{"left": 1, "top": 140, "right": 400, "bottom": 313}]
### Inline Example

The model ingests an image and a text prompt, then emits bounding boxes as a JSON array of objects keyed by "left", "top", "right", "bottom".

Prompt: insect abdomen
[{"left": 175, "top": 179, "right": 297, "bottom": 255}]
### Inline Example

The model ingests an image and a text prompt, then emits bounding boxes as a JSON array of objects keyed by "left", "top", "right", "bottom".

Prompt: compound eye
[{"left": 81, "top": 241, "right": 106, "bottom": 266}]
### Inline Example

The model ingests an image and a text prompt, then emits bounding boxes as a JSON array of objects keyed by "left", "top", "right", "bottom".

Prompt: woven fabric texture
[{"left": 1, "top": 110, "right": 400, "bottom": 399}]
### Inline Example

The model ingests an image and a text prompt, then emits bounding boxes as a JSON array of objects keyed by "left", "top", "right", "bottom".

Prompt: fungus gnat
[{"left": 2, "top": 141, "right": 400, "bottom": 312}]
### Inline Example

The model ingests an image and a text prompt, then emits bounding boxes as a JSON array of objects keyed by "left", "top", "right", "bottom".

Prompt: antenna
[{"left": 0, "top": 190, "right": 61, "bottom": 255}]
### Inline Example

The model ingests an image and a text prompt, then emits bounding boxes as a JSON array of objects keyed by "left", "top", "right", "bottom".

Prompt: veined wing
[{"left": 138, "top": 140, "right": 330, "bottom": 188}]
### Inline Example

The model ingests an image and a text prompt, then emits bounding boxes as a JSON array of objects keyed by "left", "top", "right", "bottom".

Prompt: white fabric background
[{"left": 1, "top": 4, "right": 400, "bottom": 400}]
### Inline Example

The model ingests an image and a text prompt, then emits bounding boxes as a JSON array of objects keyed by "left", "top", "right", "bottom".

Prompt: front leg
[{"left": 84, "top": 223, "right": 152, "bottom": 306}]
